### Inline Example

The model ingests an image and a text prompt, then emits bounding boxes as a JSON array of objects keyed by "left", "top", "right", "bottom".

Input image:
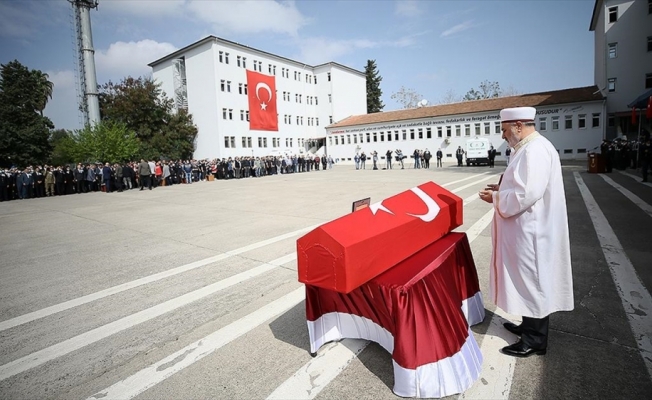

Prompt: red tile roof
[{"left": 328, "top": 85, "right": 603, "bottom": 129}]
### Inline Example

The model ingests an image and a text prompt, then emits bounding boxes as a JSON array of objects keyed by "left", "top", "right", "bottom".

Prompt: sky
[{"left": 0, "top": 0, "right": 597, "bottom": 131}]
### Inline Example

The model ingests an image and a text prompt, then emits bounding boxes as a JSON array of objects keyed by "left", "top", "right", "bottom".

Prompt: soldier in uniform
[{"left": 44, "top": 167, "right": 55, "bottom": 196}]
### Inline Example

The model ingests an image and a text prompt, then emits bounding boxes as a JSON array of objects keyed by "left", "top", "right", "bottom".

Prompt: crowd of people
[
  {"left": 600, "top": 136, "right": 651, "bottom": 181},
  {"left": 0, "top": 154, "right": 335, "bottom": 202},
  {"left": 354, "top": 149, "right": 444, "bottom": 170}
]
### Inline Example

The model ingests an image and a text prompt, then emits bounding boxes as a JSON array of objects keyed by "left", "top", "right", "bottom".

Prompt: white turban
[{"left": 500, "top": 107, "right": 536, "bottom": 123}]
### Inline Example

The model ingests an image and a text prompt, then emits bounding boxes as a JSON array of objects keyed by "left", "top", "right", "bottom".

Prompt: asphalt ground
[{"left": 0, "top": 161, "right": 650, "bottom": 400}]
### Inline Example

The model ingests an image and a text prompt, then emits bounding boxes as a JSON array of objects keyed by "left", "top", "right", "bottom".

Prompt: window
[
  {"left": 495, "top": 122, "right": 500, "bottom": 134},
  {"left": 327, "top": 72, "right": 331, "bottom": 81},
  {"left": 577, "top": 148, "right": 586, "bottom": 154},
  {"left": 578, "top": 114, "right": 586, "bottom": 129},
  {"left": 394, "top": 131, "right": 399, "bottom": 141},
  {"left": 565, "top": 115, "right": 573, "bottom": 129},
  {"left": 455, "top": 126, "right": 461, "bottom": 137},
  {"left": 426, "top": 128, "right": 432, "bottom": 139},
  {"left": 246, "top": 111, "right": 249, "bottom": 121},
  {"left": 649, "top": 0, "right": 652, "bottom": 14},
  {"left": 220, "top": 80, "right": 225, "bottom": 91},
  {"left": 539, "top": 117, "right": 547, "bottom": 131},
  {"left": 446, "top": 126, "right": 452, "bottom": 137},
  {"left": 646, "top": 73, "right": 652, "bottom": 89},
  {"left": 242, "top": 137, "right": 247, "bottom": 148},
  {"left": 354, "top": 134, "right": 358, "bottom": 143},
  {"left": 418, "top": 128, "right": 423, "bottom": 139},
  {"left": 294, "top": 71, "right": 297, "bottom": 80},
  {"left": 608, "top": 43, "right": 617, "bottom": 59},
  {"left": 410, "top": 129, "right": 415, "bottom": 140},
  {"left": 563, "top": 149, "right": 573, "bottom": 154},
  {"left": 402, "top": 130, "right": 407, "bottom": 140},
  {"left": 242, "top": 57, "right": 246, "bottom": 69},
  {"left": 552, "top": 116, "right": 560, "bottom": 130},
  {"left": 315, "top": 97, "right": 318, "bottom": 105},
  {"left": 227, "top": 81, "right": 231, "bottom": 92},
  {"left": 329, "top": 116, "right": 333, "bottom": 124},
  {"left": 222, "top": 108, "right": 227, "bottom": 119},
  {"left": 380, "top": 132, "right": 385, "bottom": 141},
  {"left": 297, "top": 72, "right": 301, "bottom": 81},
  {"left": 608, "top": 114, "right": 615, "bottom": 127},
  {"left": 228, "top": 109, "right": 233, "bottom": 120},
  {"left": 224, "top": 53, "right": 229, "bottom": 64},
  {"left": 225, "top": 136, "right": 230, "bottom": 148},
  {"left": 329, "top": 137, "right": 333, "bottom": 146},
  {"left": 366, "top": 132, "right": 371, "bottom": 143},
  {"left": 335, "top": 136, "right": 339, "bottom": 145},
  {"left": 387, "top": 132, "right": 392, "bottom": 141},
  {"left": 608, "top": 6, "right": 617, "bottom": 23},
  {"left": 219, "top": 51, "right": 224, "bottom": 63},
  {"left": 295, "top": 116, "right": 299, "bottom": 125},
  {"left": 648, "top": 37, "right": 652, "bottom": 52},
  {"left": 244, "top": 84, "right": 247, "bottom": 95},
  {"left": 316, "top": 118, "right": 319, "bottom": 126},
  {"left": 328, "top": 94, "right": 332, "bottom": 103},
  {"left": 373, "top": 132, "right": 377, "bottom": 142},
  {"left": 608, "top": 78, "right": 616, "bottom": 92},
  {"left": 474, "top": 123, "right": 481, "bottom": 135},
  {"left": 484, "top": 123, "right": 491, "bottom": 135},
  {"left": 237, "top": 56, "right": 241, "bottom": 67},
  {"left": 437, "top": 127, "right": 443, "bottom": 138},
  {"left": 240, "top": 110, "right": 245, "bottom": 121},
  {"left": 239, "top": 83, "right": 243, "bottom": 94},
  {"left": 464, "top": 124, "right": 470, "bottom": 136},
  {"left": 592, "top": 113, "right": 600, "bottom": 127}
]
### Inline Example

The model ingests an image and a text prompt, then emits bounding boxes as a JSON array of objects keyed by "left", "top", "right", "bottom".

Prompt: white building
[
  {"left": 148, "top": 36, "right": 367, "bottom": 159},
  {"left": 326, "top": 86, "right": 605, "bottom": 163},
  {"left": 590, "top": 0, "right": 652, "bottom": 138}
]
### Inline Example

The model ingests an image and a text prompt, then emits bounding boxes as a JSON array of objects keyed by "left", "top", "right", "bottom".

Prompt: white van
[{"left": 465, "top": 138, "right": 491, "bottom": 166}]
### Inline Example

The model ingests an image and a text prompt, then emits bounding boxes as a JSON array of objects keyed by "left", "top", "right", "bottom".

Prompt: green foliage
[
  {"left": 463, "top": 80, "right": 502, "bottom": 101},
  {"left": 99, "top": 76, "right": 197, "bottom": 160},
  {"left": 49, "top": 129, "right": 77, "bottom": 166},
  {"left": 73, "top": 121, "right": 140, "bottom": 164},
  {"left": 0, "top": 60, "right": 54, "bottom": 167},
  {"left": 365, "top": 60, "right": 384, "bottom": 114}
]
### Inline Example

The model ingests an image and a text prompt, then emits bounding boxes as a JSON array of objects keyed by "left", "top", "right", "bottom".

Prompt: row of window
[
  {"left": 220, "top": 81, "right": 333, "bottom": 103},
  {"left": 217, "top": 50, "right": 329, "bottom": 83},
  {"left": 609, "top": 2, "right": 652, "bottom": 24},
  {"left": 222, "top": 136, "right": 306, "bottom": 149},
  {"left": 608, "top": 74, "right": 652, "bottom": 91},
  {"left": 328, "top": 114, "right": 602, "bottom": 146},
  {"left": 608, "top": 37, "right": 652, "bottom": 59}
]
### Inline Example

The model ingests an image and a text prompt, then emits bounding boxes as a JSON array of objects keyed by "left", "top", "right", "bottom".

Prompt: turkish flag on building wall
[
  {"left": 647, "top": 96, "right": 652, "bottom": 119},
  {"left": 247, "top": 70, "right": 278, "bottom": 131}
]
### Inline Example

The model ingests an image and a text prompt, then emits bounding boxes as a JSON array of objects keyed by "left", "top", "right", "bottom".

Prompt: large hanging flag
[
  {"left": 247, "top": 70, "right": 278, "bottom": 131},
  {"left": 647, "top": 95, "right": 652, "bottom": 119}
]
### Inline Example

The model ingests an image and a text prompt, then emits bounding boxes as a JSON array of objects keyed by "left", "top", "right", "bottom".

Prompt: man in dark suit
[
  {"left": 74, "top": 163, "right": 85, "bottom": 193},
  {"left": 488, "top": 146, "right": 496, "bottom": 168},
  {"left": 436, "top": 149, "right": 443, "bottom": 168},
  {"left": 19, "top": 168, "right": 33, "bottom": 199},
  {"left": 102, "top": 163, "right": 113, "bottom": 193}
]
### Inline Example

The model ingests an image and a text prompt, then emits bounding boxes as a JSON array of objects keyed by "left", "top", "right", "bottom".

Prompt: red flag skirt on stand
[{"left": 247, "top": 70, "right": 278, "bottom": 131}]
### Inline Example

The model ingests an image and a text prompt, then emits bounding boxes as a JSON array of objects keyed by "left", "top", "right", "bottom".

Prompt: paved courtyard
[{"left": 0, "top": 162, "right": 651, "bottom": 399}]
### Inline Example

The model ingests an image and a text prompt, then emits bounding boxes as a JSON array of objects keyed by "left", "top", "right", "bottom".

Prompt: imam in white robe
[{"left": 490, "top": 133, "right": 574, "bottom": 318}]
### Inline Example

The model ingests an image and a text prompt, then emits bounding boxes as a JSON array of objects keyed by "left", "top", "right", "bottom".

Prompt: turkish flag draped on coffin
[
  {"left": 247, "top": 70, "right": 278, "bottom": 131},
  {"left": 297, "top": 181, "right": 463, "bottom": 293}
]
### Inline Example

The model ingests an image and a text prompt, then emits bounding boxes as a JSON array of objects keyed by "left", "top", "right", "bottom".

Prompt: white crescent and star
[
  {"left": 369, "top": 187, "right": 440, "bottom": 222},
  {"left": 255, "top": 82, "right": 272, "bottom": 111}
]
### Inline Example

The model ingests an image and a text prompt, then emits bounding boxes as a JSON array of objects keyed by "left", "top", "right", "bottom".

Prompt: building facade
[
  {"left": 148, "top": 36, "right": 367, "bottom": 159},
  {"left": 325, "top": 87, "right": 605, "bottom": 163},
  {"left": 590, "top": 0, "right": 652, "bottom": 138}
]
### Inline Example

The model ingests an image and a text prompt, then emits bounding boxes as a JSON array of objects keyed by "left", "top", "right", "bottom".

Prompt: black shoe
[
  {"left": 501, "top": 340, "right": 546, "bottom": 358},
  {"left": 140, "top": 188, "right": 144, "bottom": 191},
  {"left": 503, "top": 322, "right": 523, "bottom": 336}
]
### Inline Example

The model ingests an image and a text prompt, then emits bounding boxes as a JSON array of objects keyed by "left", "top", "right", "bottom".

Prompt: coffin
[{"left": 297, "top": 181, "right": 463, "bottom": 293}]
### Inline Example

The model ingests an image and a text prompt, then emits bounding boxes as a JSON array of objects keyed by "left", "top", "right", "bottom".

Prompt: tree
[
  {"left": 32, "top": 70, "right": 54, "bottom": 116},
  {"left": 73, "top": 121, "right": 139, "bottom": 164},
  {"left": 391, "top": 86, "right": 423, "bottom": 109},
  {"left": 49, "top": 129, "right": 77, "bottom": 166},
  {"left": 0, "top": 60, "right": 54, "bottom": 167},
  {"left": 99, "top": 76, "right": 197, "bottom": 160},
  {"left": 365, "top": 60, "right": 384, "bottom": 113},
  {"left": 438, "top": 89, "right": 462, "bottom": 104},
  {"left": 463, "top": 80, "right": 502, "bottom": 101}
]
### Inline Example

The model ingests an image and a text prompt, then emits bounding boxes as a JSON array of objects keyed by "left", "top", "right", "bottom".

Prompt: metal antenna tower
[{"left": 69, "top": 0, "right": 100, "bottom": 127}]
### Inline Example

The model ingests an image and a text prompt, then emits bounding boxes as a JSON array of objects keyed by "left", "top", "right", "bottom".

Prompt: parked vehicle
[{"left": 465, "top": 137, "right": 492, "bottom": 166}]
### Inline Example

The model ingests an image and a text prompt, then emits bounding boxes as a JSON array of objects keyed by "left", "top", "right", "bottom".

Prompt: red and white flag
[{"left": 247, "top": 70, "right": 278, "bottom": 131}]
